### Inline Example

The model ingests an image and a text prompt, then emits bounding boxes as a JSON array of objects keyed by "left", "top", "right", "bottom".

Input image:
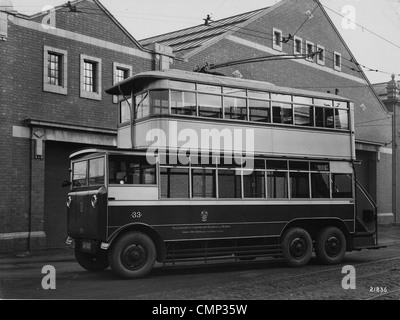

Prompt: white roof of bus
[{"left": 105, "top": 69, "right": 350, "bottom": 102}]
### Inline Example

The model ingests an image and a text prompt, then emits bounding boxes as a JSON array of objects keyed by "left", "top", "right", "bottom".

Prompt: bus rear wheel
[
  {"left": 315, "top": 227, "right": 346, "bottom": 265},
  {"left": 281, "top": 227, "right": 312, "bottom": 267},
  {"left": 109, "top": 232, "right": 156, "bottom": 279},
  {"left": 74, "top": 248, "right": 109, "bottom": 272}
]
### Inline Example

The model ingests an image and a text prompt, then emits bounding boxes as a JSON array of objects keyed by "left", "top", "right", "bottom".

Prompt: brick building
[
  {"left": 0, "top": 0, "right": 395, "bottom": 252},
  {"left": 0, "top": 0, "right": 174, "bottom": 251},
  {"left": 140, "top": 0, "right": 395, "bottom": 224}
]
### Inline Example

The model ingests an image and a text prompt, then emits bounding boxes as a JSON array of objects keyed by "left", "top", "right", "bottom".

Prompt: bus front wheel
[
  {"left": 315, "top": 227, "right": 346, "bottom": 265},
  {"left": 281, "top": 227, "right": 313, "bottom": 267},
  {"left": 109, "top": 232, "right": 156, "bottom": 279}
]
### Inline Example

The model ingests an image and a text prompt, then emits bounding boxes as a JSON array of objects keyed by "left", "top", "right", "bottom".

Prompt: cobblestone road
[{"left": 1, "top": 226, "right": 399, "bottom": 301}]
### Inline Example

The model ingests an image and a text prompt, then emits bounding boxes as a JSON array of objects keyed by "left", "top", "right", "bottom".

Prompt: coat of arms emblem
[{"left": 201, "top": 209, "right": 208, "bottom": 222}]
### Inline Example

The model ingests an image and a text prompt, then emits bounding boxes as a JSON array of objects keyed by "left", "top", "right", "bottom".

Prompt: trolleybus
[{"left": 65, "top": 69, "right": 380, "bottom": 279}]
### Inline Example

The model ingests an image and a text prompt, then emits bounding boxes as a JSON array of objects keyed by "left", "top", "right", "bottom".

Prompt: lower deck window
[
  {"left": 192, "top": 169, "right": 216, "bottom": 198},
  {"left": 332, "top": 174, "right": 353, "bottom": 198},
  {"left": 290, "top": 172, "right": 310, "bottom": 198},
  {"left": 267, "top": 171, "right": 288, "bottom": 198},
  {"left": 244, "top": 171, "right": 265, "bottom": 198},
  {"left": 160, "top": 167, "right": 189, "bottom": 198},
  {"left": 311, "top": 173, "right": 330, "bottom": 198},
  {"left": 73, "top": 161, "right": 88, "bottom": 187},
  {"left": 109, "top": 155, "right": 156, "bottom": 185},
  {"left": 89, "top": 158, "right": 105, "bottom": 186},
  {"left": 218, "top": 169, "right": 241, "bottom": 198}
]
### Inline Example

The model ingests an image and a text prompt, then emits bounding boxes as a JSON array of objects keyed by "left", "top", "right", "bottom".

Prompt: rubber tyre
[
  {"left": 315, "top": 227, "right": 346, "bottom": 265},
  {"left": 281, "top": 227, "right": 313, "bottom": 268},
  {"left": 109, "top": 232, "right": 156, "bottom": 279},
  {"left": 74, "top": 248, "right": 110, "bottom": 272}
]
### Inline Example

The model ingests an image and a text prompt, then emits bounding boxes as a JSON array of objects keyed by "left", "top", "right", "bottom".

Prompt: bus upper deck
[{"left": 106, "top": 70, "right": 355, "bottom": 161}]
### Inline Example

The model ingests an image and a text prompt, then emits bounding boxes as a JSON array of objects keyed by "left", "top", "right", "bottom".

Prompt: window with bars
[
  {"left": 115, "top": 68, "right": 128, "bottom": 84},
  {"left": 273, "top": 28, "right": 283, "bottom": 51},
  {"left": 83, "top": 60, "right": 97, "bottom": 93},
  {"left": 334, "top": 52, "right": 342, "bottom": 71},
  {"left": 43, "top": 46, "right": 67, "bottom": 95},
  {"left": 113, "top": 63, "right": 132, "bottom": 104},
  {"left": 80, "top": 54, "right": 102, "bottom": 100},
  {"left": 48, "top": 53, "right": 62, "bottom": 86}
]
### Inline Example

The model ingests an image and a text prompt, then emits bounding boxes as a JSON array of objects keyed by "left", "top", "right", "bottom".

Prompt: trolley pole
[{"left": 387, "top": 75, "right": 399, "bottom": 226}]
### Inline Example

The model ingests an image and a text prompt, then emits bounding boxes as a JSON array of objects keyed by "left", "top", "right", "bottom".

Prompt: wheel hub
[
  {"left": 121, "top": 245, "right": 147, "bottom": 270},
  {"left": 325, "top": 236, "right": 341, "bottom": 257},
  {"left": 289, "top": 237, "right": 307, "bottom": 259}
]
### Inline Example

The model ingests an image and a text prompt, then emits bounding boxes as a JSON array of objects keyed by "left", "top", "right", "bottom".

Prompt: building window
[
  {"left": 293, "top": 36, "right": 302, "bottom": 55},
  {"left": 84, "top": 61, "right": 96, "bottom": 92},
  {"left": 316, "top": 45, "right": 325, "bottom": 66},
  {"left": 80, "top": 54, "right": 102, "bottom": 101},
  {"left": 306, "top": 41, "right": 315, "bottom": 62},
  {"left": 273, "top": 28, "right": 283, "bottom": 51},
  {"left": 43, "top": 46, "right": 67, "bottom": 95},
  {"left": 334, "top": 52, "right": 342, "bottom": 71},
  {"left": 113, "top": 62, "right": 132, "bottom": 104},
  {"left": 48, "top": 53, "right": 61, "bottom": 85}
]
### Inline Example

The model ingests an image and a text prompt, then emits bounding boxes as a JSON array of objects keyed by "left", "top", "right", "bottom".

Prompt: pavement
[{"left": 0, "top": 225, "right": 399, "bottom": 265}]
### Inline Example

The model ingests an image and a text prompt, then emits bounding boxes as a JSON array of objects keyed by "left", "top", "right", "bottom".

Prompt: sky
[{"left": 5, "top": 0, "right": 400, "bottom": 84}]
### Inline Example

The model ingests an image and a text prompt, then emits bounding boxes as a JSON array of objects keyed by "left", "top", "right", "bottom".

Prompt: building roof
[
  {"left": 9, "top": 0, "right": 146, "bottom": 52},
  {"left": 372, "top": 81, "right": 400, "bottom": 100},
  {"left": 140, "top": 7, "right": 270, "bottom": 56}
]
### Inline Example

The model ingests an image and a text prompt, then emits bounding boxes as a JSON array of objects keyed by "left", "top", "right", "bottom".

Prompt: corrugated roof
[{"left": 139, "top": 7, "right": 268, "bottom": 54}]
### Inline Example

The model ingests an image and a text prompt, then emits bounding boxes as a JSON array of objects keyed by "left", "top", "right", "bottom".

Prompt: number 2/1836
[{"left": 370, "top": 287, "right": 387, "bottom": 293}]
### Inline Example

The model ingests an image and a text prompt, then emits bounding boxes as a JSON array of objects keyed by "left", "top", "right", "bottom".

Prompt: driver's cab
[{"left": 66, "top": 149, "right": 158, "bottom": 242}]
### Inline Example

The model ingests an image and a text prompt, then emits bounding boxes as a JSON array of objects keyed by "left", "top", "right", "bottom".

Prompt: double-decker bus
[{"left": 65, "top": 69, "right": 380, "bottom": 279}]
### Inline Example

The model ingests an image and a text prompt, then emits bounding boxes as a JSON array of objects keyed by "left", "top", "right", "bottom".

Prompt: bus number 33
[{"left": 131, "top": 212, "right": 142, "bottom": 219}]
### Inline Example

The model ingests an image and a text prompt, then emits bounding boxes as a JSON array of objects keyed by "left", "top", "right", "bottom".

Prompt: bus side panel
[{"left": 107, "top": 203, "right": 354, "bottom": 241}]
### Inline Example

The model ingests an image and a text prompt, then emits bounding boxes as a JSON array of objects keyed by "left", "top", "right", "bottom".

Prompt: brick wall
[{"left": 0, "top": 0, "right": 154, "bottom": 251}]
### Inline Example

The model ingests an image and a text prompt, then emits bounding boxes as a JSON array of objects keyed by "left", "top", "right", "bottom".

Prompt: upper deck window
[
  {"left": 120, "top": 99, "right": 132, "bottom": 124},
  {"left": 129, "top": 78, "right": 350, "bottom": 131},
  {"left": 224, "top": 96, "right": 247, "bottom": 121},
  {"left": 223, "top": 87, "right": 247, "bottom": 97},
  {"left": 135, "top": 92, "right": 150, "bottom": 119},
  {"left": 171, "top": 91, "right": 197, "bottom": 116},
  {"left": 150, "top": 90, "right": 169, "bottom": 115},
  {"left": 198, "top": 94, "right": 222, "bottom": 118}
]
